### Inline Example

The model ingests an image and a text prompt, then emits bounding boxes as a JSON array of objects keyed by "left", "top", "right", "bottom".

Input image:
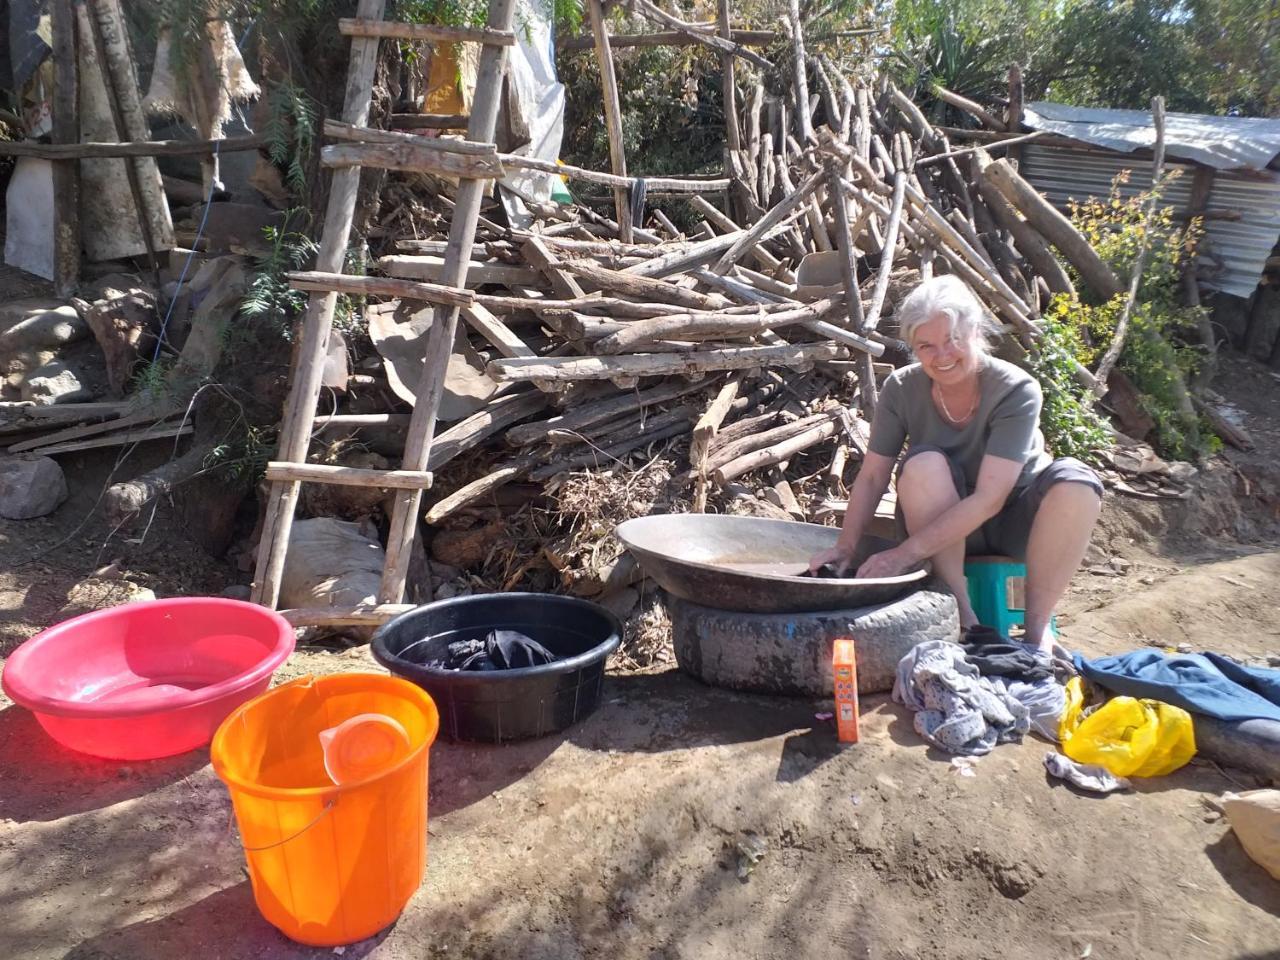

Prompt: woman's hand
[
  {"left": 855, "top": 546, "right": 915, "bottom": 579},
  {"left": 808, "top": 542, "right": 856, "bottom": 576}
]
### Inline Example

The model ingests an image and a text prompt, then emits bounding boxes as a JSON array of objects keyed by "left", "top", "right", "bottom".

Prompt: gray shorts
[{"left": 894, "top": 446, "right": 1104, "bottom": 562}]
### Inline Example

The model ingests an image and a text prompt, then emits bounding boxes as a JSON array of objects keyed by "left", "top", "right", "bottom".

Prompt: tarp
[{"left": 1024, "top": 101, "right": 1280, "bottom": 172}]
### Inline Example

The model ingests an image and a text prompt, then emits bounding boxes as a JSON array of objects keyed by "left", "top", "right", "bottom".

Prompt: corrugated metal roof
[
  {"left": 1020, "top": 144, "right": 1280, "bottom": 298},
  {"left": 1025, "top": 102, "right": 1280, "bottom": 171}
]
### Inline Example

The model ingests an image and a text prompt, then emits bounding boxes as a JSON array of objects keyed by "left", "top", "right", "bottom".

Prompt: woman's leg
[
  {"left": 1024, "top": 481, "right": 1102, "bottom": 651},
  {"left": 898, "top": 451, "right": 979, "bottom": 628}
]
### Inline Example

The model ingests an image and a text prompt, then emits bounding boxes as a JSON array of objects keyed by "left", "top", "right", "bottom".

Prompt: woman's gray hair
[{"left": 897, "top": 275, "right": 999, "bottom": 353}]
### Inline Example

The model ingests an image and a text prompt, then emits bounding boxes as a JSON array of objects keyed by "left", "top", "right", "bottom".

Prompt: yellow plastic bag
[
  {"left": 1062, "top": 693, "right": 1196, "bottom": 778},
  {"left": 1059, "top": 676, "right": 1086, "bottom": 743}
]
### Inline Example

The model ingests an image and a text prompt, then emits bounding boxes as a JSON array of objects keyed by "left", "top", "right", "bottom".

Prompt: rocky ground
[{"left": 3, "top": 356, "right": 1280, "bottom": 960}]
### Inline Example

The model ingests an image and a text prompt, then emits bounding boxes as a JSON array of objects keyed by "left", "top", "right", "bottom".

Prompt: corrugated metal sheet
[
  {"left": 1020, "top": 144, "right": 1280, "bottom": 298},
  {"left": 1025, "top": 102, "right": 1280, "bottom": 171}
]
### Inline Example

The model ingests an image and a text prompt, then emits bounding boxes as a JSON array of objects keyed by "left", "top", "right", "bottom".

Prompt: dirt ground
[{"left": 4, "top": 357, "right": 1280, "bottom": 960}]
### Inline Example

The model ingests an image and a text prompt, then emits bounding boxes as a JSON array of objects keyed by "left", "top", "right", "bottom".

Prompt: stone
[
  {"left": 0, "top": 455, "right": 69, "bottom": 518},
  {"left": 0, "top": 299, "right": 88, "bottom": 352},
  {"left": 57, "top": 578, "right": 156, "bottom": 620},
  {"left": 20, "top": 360, "right": 94, "bottom": 405},
  {"left": 220, "top": 584, "right": 252, "bottom": 601}
]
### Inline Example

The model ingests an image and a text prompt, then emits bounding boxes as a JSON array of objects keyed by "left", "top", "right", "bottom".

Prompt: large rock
[
  {"left": 0, "top": 299, "right": 88, "bottom": 352},
  {"left": 0, "top": 455, "right": 69, "bottom": 519},
  {"left": 20, "top": 360, "right": 94, "bottom": 405},
  {"left": 57, "top": 578, "right": 157, "bottom": 620}
]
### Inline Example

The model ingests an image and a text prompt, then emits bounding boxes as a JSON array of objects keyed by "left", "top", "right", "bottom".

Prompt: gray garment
[
  {"left": 1044, "top": 752, "right": 1131, "bottom": 794},
  {"left": 894, "top": 448, "right": 1104, "bottom": 561},
  {"left": 868, "top": 356, "right": 1053, "bottom": 491},
  {"left": 893, "top": 640, "right": 1030, "bottom": 756},
  {"left": 994, "top": 677, "right": 1068, "bottom": 742}
]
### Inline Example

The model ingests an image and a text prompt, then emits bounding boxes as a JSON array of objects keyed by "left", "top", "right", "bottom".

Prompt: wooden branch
[
  {"left": 712, "top": 168, "right": 824, "bottom": 274},
  {"left": 425, "top": 458, "right": 536, "bottom": 524},
  {"left": 0, "top": 132, "right": 269, "bottom": 159},
  {"left": 321, "top": 141, "right": 504, "bottom": 179},
  {"left": 322, "top": 119, "right": 497, "bottom": 156},
  {"left": 507, "top": 378, "right": 711, "bottom": 446},
  {"left": 713, "top": 417, "right": 838, "bottom": 483},
  {"left": 1093, "top": 97, "right": 1166, "bottom": 395},
  {"left": 561, "top": 259, "right": 730, "bottom": 310},
  {"left": 288, "top": 271, "right": 474, "bottom": 306},
  {"left": 102, "top": 441, "right": 215, "bottom": 527},
  {"left": 283, "top": 604, "right": 417, "bottom": 627},
  {"left": 461, "top": 302, "right": 537, "bottom": 359},
  {"left": 521, "top": 236, "right": 586, "bottom": 298},
  {"left": 691, "top": 379, "right": 740, "bottom": 470},
  {"left": 528, "top": 414, "right": 695, "bottom": 481},
  {"left": 826, "top": 168, "right": 878, "bottom": 412},
  {"left": 627, "top": 0, "right": 773, "bottom": 69},
  {"left": 8, "top": 408, "right": 175, "bottom": 454},
  {"left": 863, "top": 170, "right": 906, "bottom": 331},
  {"left": 971, "top": 153, "right": 1075, "bottom": 298},
  {"left": 931, "top": 84, "right": 1006, "bottom": 131},
  {"left": 264, "top": 462, "right": 433, "bottom": 489},
  {"left": 705, "top": 410, "right": 834, "bottom": 471},
  {"left": 338, "top": 17, "right": 516, "bottom": 45},
  {"left": 499, "top": 152, "right": 729, "bottom": 193},
  {"left": 488, "top": 343, "right": 843, "bottom": 383},
  {"left": 594, "top": 298, "right": 842, "bottom": 354},
  {"left": 587, "top": 0, "right": 633, "bottom": 241},
  {"left": 688, "top": 195, "right": 793, "bottom": 278},
  {"left": 917, "top": 130, "right": 1044, "bottom": 166},
  {"left": 981, "top": 156, "right": 1122, "bottom": 300},
  {"left": 559, "top": 28, "right": 775, "bottom": 50},
  {"left": 30, "top": 422, "right": 192, "bottom": 457},
  {"left": 428, "top": 390, "right": 547, "bottom": 468},
  {"left": 786, "top": 0, "right": 813, "bottom": 143},
  {"left": 51, "top": 0, "right": 79, "bottom": 297},
  {"left": 623, "top": 230, "right": 765, "bottom": 279},
  {"left": 379, "top": 255, "right": 540, "bottom": 287}
]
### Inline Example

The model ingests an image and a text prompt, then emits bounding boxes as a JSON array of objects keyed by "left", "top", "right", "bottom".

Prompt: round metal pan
[{"left": 615, "top": 513, "right": 927, "bottom": 614}]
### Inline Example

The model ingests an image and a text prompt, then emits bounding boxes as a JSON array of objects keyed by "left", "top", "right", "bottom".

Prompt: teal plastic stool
[{"left": 964, "top": 556, "right": 1057, "bottom": 639}]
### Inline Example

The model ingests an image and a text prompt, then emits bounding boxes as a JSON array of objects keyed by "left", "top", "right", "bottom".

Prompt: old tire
[{"left": 668, "top": 580, "right": 959, "bottom": 696}]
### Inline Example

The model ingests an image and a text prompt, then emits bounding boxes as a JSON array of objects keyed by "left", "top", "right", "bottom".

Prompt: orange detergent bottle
[{"left": 833, "top": 638, "right": 860, "bottom": 743}]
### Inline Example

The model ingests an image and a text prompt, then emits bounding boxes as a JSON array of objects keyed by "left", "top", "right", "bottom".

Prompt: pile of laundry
[
  {"left": 893, "top": 631, "right": 1280, "bottom": 797},
  {"left": 425, "top": 630, "right": 559, "bottom": 672}
]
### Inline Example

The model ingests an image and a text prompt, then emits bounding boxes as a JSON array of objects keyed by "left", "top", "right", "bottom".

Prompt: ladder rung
[
  {"left": 323, "top": 120, "right": 499, "bottom": 158},
  {"left": 282, "top": 603, "right": 417, "bottom": 627},
  {"left": 265, "top": 462, "right": 433, "bottom": 489},
  {"left": 338, "top": 17, "right": 516, "bottom": 46},
  {"left": 288, "top": 270, "right": 474, "bottom": 307},
  {"left": 321, "top": 141, "right": 504, "bottom": 179}
]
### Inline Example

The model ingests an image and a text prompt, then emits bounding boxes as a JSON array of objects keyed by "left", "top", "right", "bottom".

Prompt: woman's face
[{"left": 911, "top": 315, "right": 978, "bottom": 386}]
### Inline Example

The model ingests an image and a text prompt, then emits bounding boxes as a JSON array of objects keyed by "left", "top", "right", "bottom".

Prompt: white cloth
[
  {"left": 994, "top": 677, "right": 1067, "bottom": 742},
  {"left": 893, "top": 640, "right": 1030, "bottom": 756},
  {"left": 1044, "top": 752, "right": 1131, "bottom": 794}
]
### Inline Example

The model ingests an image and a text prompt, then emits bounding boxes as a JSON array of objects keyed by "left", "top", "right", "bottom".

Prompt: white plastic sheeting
[
  {"left": 1024, "top": 101, "right": 1280, "bottom": 172},
  {"left": 1020, "top": 144, "right": 1280, "bottom": 299},
  {"left": 498, "top": 2, "right": 567, "bottom": 228}
]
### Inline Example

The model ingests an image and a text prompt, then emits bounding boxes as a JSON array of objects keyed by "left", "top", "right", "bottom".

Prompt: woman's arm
[
  {"left": 856, "top": 453, "right": 1021, "bottom": 578},
  {"left": 808, "top": 451, "right": 895, "bottom": 573}
]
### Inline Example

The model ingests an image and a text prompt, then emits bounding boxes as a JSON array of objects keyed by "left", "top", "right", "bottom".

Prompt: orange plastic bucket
[{"left": 211, "top": 673, "right": 439, "bottom": 946}]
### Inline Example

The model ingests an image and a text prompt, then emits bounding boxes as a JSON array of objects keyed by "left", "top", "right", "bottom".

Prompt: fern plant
[
  {"left": 242, "top": 210, "right": 318, "bottom": 339},
  {"left": 262, "top": 81, "right": 318, "bottom": 197}
]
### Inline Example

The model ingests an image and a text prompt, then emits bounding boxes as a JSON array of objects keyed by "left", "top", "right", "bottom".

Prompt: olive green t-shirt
[{"left": 867, "top": 356, "right": 1052, "bottom": 492}]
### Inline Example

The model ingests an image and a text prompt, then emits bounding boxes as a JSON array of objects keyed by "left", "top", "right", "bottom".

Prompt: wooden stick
[
  {"left": 627, "top": 0, "right": 773, "bottom": 69},
  {"left": 587, "top": 0, "right": 633, "bottom": 242},
  {"left": 321, "top": 140, "right": 503, "bottom": 178},
  {"left": 981, "top": 156, "right": 1123, "bottom": 300},
  {"left": 931, "top": 84, "right": 1006, "bottom": 131},
  {"left": 288, "top": 271, "right": 474, "bottom": 306},
  {"left": 713, "top": 417, "right": 838, "bottom": 483},
  {"left": 594, "top": 298, "right": 843, "bottom": 354},
  {"left": 390, "top": 112, "right": 469, "bottom": 130},
  {"left": 499, "top": 152, "right": 728, "bottom": 193},
  {"left": 562, "top": 259, "right": 730, "bottom": 310},
  {"left": 379, "top": 0, "right": 519, "bottom": 603},
  {"left": 0, "top": 132, "right": 269, "bottom": 159},
  {"left": 826, "top": 166, "right": 878, "bottom": 413},
  {"left": 623, "top": 229, "right": 777, "bottom": 279},
  {"left": 337, "top": 16, "right": 516, "bottom": 45},
  {"left": 559, "top": 28, "right": 775, "bottom": 50},
  {"left": 425, "top": 457, "right": 536, "bottom": 524},
  {"left": 8, "top": 408, "right": 174, "bottom": 453},
  {"left": 253, "top": 0, "right": 388, "bottom": 610},
  {"left": 28, "top": 422, "right": 193, "bottom": 457},
  {"left": 102, "top": 441, "right": 215, "bottom": 527},
  {"left": 489, "top": 343, "right": 842, "bottom": 383},
  {"left": 706, "top": 410, "right": 836, "bottom": 472},
  {"left": 917, "top": 130, "right": 1044, "bottom": 166},
  {"left": 688, "top": 195, "right": 793, "bottom": 279},
  {"left": 379, "top": 254, "right": 540, "bottom": 287},
  {"left": 786, "top": 0, "right": 813, "bottom": 143},
  {"left": 323, "top": 119, "right": 498, "bottom": 156},
  {"left": 1093, "top": 97, "right": 1166, "bottom": 394},
  {"left": 691, "top": 378, "right": 739, "bottom": 511},
  {"left": 508, "top": 378, "right": 711, "bottom": 446},
  {"left": 428, "top": 390, "right": 547, "bottom": 467},
  {"left": 712, "top": 168, "right": 824, "bottom": 274},
  {"left": 528, "top": 415, "right": 694, "bottom": 481},
  {"left": 521, "top": 236, "right": 586, "bottom": 298},
  {"left": 51, "top": 0, "right": 79, "bottom": 297},
  {"left": 863, "top": 171, "right": 906, "bottom": 331},
  {"left": 283, "top": 603, "right": 417, "bottom": 627},
  {"left": 264, "top": 462, "right": 434, "bottom": 489},
  {"left": 971, "top": 152, "right": 1075, "bottom": 297}
]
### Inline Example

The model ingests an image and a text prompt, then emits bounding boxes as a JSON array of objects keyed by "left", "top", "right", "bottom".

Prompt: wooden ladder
[{"left": 250, "top": 0, "right": 519, "bottom": 626}]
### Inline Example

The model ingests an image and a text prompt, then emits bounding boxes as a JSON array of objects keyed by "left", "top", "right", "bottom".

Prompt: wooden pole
[
  {"left": 1093, "top": 97, "right": 1167, "bottom": 394},
  {"left": 827, "top": 170, "right": 877, "bottom": 413},
  {"left": 379, "top": 0, "right": 519, "bottom": 604},
  {"left": 785, "top": 0, "right": 813, "bottom": 144},
  {"left": 251, "top": 0, "right": 388, "bottom": 609},
  {"left": 587, "top": 0, "right": 633, "bottom": 242},
  {"left": 51, "top": 0, "right": 80, "bottom": 298}
]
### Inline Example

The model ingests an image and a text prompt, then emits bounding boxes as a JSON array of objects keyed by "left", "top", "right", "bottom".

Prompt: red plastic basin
[{"left": 1, "top": 597, "right": 296, "bottom": 760}]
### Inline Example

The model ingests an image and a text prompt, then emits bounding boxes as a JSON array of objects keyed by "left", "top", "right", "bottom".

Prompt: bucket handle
[{"left": 240, "top": 796, "right": 338, "bottom": 853}]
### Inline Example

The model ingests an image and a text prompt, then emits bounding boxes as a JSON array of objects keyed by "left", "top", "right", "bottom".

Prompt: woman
[{"left": 809, "top": 275, "right": 1103, "bottom": 652}]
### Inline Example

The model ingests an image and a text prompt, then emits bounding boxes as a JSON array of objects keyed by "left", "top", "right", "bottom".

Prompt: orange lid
[{"left": 318, "top": 713, "right": 412, "bottom": 785}]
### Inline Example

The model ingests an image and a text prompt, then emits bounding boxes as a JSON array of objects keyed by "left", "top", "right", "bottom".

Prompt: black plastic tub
[{"left": 371, "top": 593, "right": 623, "bottom": 743}]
